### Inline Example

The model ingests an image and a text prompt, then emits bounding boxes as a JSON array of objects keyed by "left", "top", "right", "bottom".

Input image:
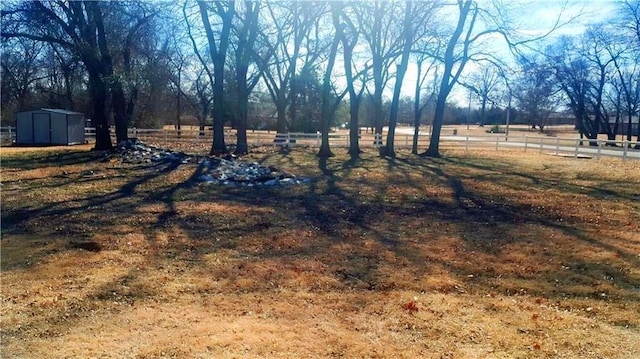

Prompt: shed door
[
  {"left": 33, "top": 113, "right": 50, "bottom": 143},
  {"left": 50, "top": 115, "right": 67, "bottom": 144},
  {"left": 16, "top": 113, "right": 33, "bottom": 143}
]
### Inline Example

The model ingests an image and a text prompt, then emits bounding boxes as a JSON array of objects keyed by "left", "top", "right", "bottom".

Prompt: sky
[
  {"left": 517, "top": 0, "right": 618, "bottom": 37},
  {"left": 401, "top": 0, "right": 621, "bottom": 107}
]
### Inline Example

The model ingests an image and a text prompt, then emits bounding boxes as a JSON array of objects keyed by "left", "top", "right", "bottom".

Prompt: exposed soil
[{"left": 1, "top": 143, "right": 639, "bottom": 358}]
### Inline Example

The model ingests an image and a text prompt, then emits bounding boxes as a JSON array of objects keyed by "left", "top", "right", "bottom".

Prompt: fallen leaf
[{"left": 405, "top": 300, "right": 419, "bottom": 313}]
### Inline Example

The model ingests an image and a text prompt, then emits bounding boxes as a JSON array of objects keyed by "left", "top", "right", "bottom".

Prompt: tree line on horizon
[{"left": 2, "top": 0, "right": 639, "bottom": 157}]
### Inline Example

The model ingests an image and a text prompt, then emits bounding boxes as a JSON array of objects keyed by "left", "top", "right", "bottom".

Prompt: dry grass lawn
[{"left": 1, "top": 142, "right": 639, "bottom": 358}]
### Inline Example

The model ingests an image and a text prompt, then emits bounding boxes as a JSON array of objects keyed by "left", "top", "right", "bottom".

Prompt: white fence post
[
  {"left": 495, "top": 136, "right": 499, "bottom": 151},
  {"left": 539, "top": 137, "right": 544, "bottom": 153},
  {"left": 623, "top": 140, "right": 628, "bottom": 162},
  {"left": 597, "top": 140, "right": 602, "bottom": 159},
  {"left": 524, "top": 136, "right": 528, "bottom": 152},
  {"left": 555, "top": 137, "right": 560, "bottom": 155},
  {"left": 465, "top": 135, "right": 469, "bottom": 152},
  {"left": 574, "top": 138, "right": 580, "bottom": 158}
]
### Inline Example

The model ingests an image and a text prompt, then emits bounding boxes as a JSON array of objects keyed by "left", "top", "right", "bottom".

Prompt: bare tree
[
  {"left": 230, "top": 1, "right": 261, "bottom": 155},
  {"left": 422, "top": 0, "right": 477, "bottom": 157},
  {"left": 0, "top": 37, "right": 45, "bottom": 119},
  {"left": 513, "top": 56, "right": 558, "bottom": 133},
  {"left": 318, "top": 2, "right": 350, "bottom": 158},
  {"left": 2, "top": 1, "right": 114, "bottom": 149},
  {"left": 163, "top": 30, "right": 189, "bottom": 137},
  {"left": 197, "top": 1, "right": 235, "bottom": 155},
  {"left": 254, "top": 2, "right": 321, "bottom": 134},
  {"left": 551, "top": 38, "right": 597, "bottom": 144},
  {"left": 46, "top": 45, "right": 82, "bottom": 110},
  {"left": 615, "top": 0, "right": 640, "bottom": 145},
  {"left": 317, "top": 2, "right": 344, "bottom": 159},
  {"left": 621, "top": 0, "right": 640, "bottom": 46},
  {"left": 357, "top": 1, "right": 405, "bottom": 144},
  {"left": 339, "top": 3, "right": 368, "bottom": 158},
  {"left": 384, "top": 1, "right": 436, "bottom": 158},
  {"left": 2, "top": 1, "right": 157, "bottom": 149},
  {"left": 463, "top": 66, "right": 501, "bottom": 128},
  {"left": 109, "top": 2, "right": 159, "bottom": 143},
  {"left": 423, "top": 0, "right": 571, "bottom": 157},
  {"left": 550, "top": 32, "right": 618, "bottom": 145},
  {"left": 192, "top": 69, "right": 213, "bottom": 136}
]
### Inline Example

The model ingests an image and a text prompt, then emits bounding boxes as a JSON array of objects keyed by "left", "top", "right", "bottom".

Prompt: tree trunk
[
  {"left": 211, "top": 66, "right": 227, "bottom": 155},
  {"left": 199, "top": 99, "right": 209, "bottom": 137},
  {"left": 126, "top": 87, "right": 137, "bottom": 129},
  {"left": 62, "top": 64, "right": 74, "bottom": 109},
  {"left": 424, "top": 95, "right": 446, "bottom": 157},
  {"left": 235, "top": 66, "right": 249, "bottom": 155},
  {"left": 318, "top": 6, "right": 341, "bottom": 159},
  {"left": 88, "top": 69, "right": 112, "bottom": 150},
  {"left": 111, "top": 79, "right": 129, "bottom": 144},
  {"left": 341, "top": 20, "right": 361, "bottom": 158},
  {"left": 423, "top": 0, "right": 474, "bottom": 158},
  {"left": 289, "top": 78, "right": 299, "bottom": 132},
  {"left": 372, "top": 62, "right": 384, "bottom": 137},
  {"left": 384, "top": 3, "right": 413, "bottom": 158},
  {"left": 348, "top": 95, "right": 362, "bottom": 158},
  {"left": 176, "top": 72, "right": 182, "bottom": 138},
  {"left": 479, "top": 96, "right": 487, "bottom": 127},
  {"left": 234, "top": 1, "right": 259, "bottom": 155},
  {"left": 198, "top": 1, "right": 233, "bottom": 155},
  {"left": 88, "top": 1, "right": 128, "bottom": 145},
  {"left": 412, "top": 121, "right": 421, "bottom": 155},
  {"left": 411, "top": 60, "right": 423, "bottom": 155},
  {"left": 276, "top": 97, "right": 288, "bottom": 133},
  {"left": 236, "top": 108, "right": 248, "bottom": 154},
  {"left": 626, "top": 112, "right": 633, "bottom": 142}
]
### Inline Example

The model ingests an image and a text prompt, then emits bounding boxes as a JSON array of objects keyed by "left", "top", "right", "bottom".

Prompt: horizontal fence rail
[{"left": 2, "top": 126, "right": 638, "bottom": 161}]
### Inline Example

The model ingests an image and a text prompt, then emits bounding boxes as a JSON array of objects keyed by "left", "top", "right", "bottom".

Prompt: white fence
[{"left": 2, "top": 126, "right": 638, "bottom": 161}]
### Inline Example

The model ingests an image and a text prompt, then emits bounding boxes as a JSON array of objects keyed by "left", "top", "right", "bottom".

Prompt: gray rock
[
  {"left": 111, "top": 139, "right": 311, "bottom": 187},
  {"left": 263, "top": 179, "right": 278, "bottom": 186},
  {"left": 280, "top": 178, "right": 294, "bottom": 185}
]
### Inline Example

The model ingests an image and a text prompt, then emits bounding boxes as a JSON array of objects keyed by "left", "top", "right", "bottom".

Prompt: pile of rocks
[
  {"left": 108, "top": 139, "right": 191, "bottom": 164},
  {"left": 107, "top": 139, "right": 308, "bottom": 187},
  {"left": 197, "top": 158, "right": 310, "bottom": 187}
]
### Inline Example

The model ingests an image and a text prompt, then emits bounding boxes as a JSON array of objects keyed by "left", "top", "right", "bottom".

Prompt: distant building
[
  {"left": 612, "top": 115, "right": 639, "bottom": 136},
  {"left": 547, "top": 112, "right": 576, "bottom": 126}
]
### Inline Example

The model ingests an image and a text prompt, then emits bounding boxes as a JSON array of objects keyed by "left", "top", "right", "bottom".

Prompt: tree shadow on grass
[
  {"left": 1, "top": 158, "right": 187, "bottom": 238},
  {"left": 0, "top": 149, "right": 109, "bottom": 170},
  {"left": 3, "top": 147, "right": 640, "bottom": 342},
  {"left": 295, "top": 151, "right": 639, "bottom": 300}
]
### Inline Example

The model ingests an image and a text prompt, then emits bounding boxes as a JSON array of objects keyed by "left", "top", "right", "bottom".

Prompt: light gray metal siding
[
  {"left": 33, "top": 113, "right": 50, "bottom": 143},
  {"left": 16, "top": 112, "right": 34, "bottom": 143}
]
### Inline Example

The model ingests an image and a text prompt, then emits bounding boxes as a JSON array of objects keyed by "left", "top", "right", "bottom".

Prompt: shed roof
[
  {"left": 17, "top": 108, "right": 84, "bottom": 115},
  {"left": 40, "top": 108, "right": 84, "bottom": 115}
]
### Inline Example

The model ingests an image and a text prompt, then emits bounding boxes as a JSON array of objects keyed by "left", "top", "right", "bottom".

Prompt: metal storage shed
[{"left": 15, "top": 109, "right": 85, "bottom": 145}]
